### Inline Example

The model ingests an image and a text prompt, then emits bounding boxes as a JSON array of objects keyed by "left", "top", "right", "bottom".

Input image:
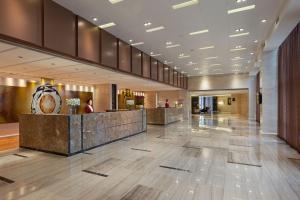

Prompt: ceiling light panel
[
  {"left": 230, "top": 48, "right": 246, "bottom": 52},
  {"left": 146, "top": 26, "right": 165, "bottom": 33},
  {"left": 166, "top": 44, "right": 180, "bottom": 48},
  {"left": 172, "top": 0, "right": 199, "bottom": 10},
  {"left": 229, "top": 32, "right": 249, "bottom": 38},
  {"left": 131, "top": 42, "right": 144, "bottom": 46},
  {"left": 227, "top": 5, "right": 256, "bottom": 14},
  {"left": 108, "top": 0, "right": 123, "bottom": 4},
  {"left": 189, "top": 29, "right": 209, "bottom": 35},
  {"left": 199, "top": 46, "right": 215, "bottom": 50},
  {"left": 205, "top": 56, "right": 218, "bottom": 60},
  {"left": 99, "top": 22, "right": 116, "bottom": 29}
]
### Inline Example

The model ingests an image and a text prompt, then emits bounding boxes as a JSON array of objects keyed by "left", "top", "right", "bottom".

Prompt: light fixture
[
  {"left": 99, "top": 22, "right": 116, "bottom": 29},
  {"left": 178, "top": 55, "right": 191, "bottom": 59},
  {"left": 144, "top": 22, "right": 152, "bottom": 26},
  {"left": 189, "top": 29, "right": 209, "bottom": 36},
  {"left": 166, "top": 44, "right": 180, "bottom": 48},
  {"left": 129, "top": 39, "right": 133, "bottom": 43},
  {"left": 250, "top": 52, "right": 254, "bottom": 55},
  {"left": 205, "top": 56, "right": 218, "bottom": 60},
  {"left": 108, "top": 0, "right": 123, "bottom": 4},
  {"left": 235, "top": 45, "right": 242, "bottom": 48},
  {"left": 254, "top": 40, "right": 258, "bottom": 43},
  {"left": 151, "top": 54, "right": 161, "bottom": 57},
  {"left": 187, "top": 62, "right": 197, "bottom": 66},
  {"left": 172, "top": 0, "right": 199, "bottom": 10},
  {"left": 146, "top": 26, "right": 165, "bottom": 33},
  {"left": 235, "top": 28, "right": 244, "bottom": 32},
  {"left": 194, "top": 68, "right": 199, "bottom": 70},
  {"left": 261, "top": 19, "right": 267, "bottom": 23},
  {"left": 229, "top": 32, "right": 249, "bottom": 38},
  {"left": 150, "top": 52, "right": 154, "bottom": 55},
  {"left": 166, "top": 41, "right": 172, "bottom": 45},
  {"left": 236, "top": 0, "right": 246, "bottom": 3},
  {"left": 199, "top": 46, "right": 215, "bottom": 50},
  {"left": 230, "top": 47, "right": 246, "bottom": 52},
  {"left": 93, "top": 17, "right": 98, "bottom": 22},
  {"left": 131, "top": 42, "right": 144, "bottom": 46},
  {"left": 232, "top": 57, "right": 244, "bottom": 60},
  {"left": 210, "top": 64, "right": 221, "bottom": 66},
  {"left": 227, "top": 5, "right": 256, "bottom": 14}
]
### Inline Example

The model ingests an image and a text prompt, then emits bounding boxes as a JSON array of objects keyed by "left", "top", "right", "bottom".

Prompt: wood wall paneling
[
  {"left": 158, "top": 62, "right": 164, "bottom": 82},
  {"left": 0, "top": 0, "right": 42, "bottom": 46},
  {"left": 164, "top": 65, "right": 169, "bottom": 84},
  {"left": 131, "top": 47, "right": 142, "bottom": 76},
  {"left": 101, "top": 29, "right": 118, "bottom": 68},
  {"left": 142, "top": 53, "right": 151, "bottom": 78},
  {"left": 44, "top": 0, "right": 76, "bottom": 56},
  {"left": 169, "top": 68, "right": 174, "bottom": 85},
  {"left": 150, "top": 58, "right": 158, "bottom": 80},
  {"left": 174, "top": 71, "right": 178, "bottom": 86},
  {"left": 77, "top": 17, "right": 100, "bottom": 63},
  {"left": 278, "top": 23, "right": 300, "bottom": 152},
  {"left": 118, "top": 40, "right": 131, "bottom": 72}
]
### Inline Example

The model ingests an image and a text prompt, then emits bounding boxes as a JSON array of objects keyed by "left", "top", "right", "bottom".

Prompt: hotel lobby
[{"left": 0, "top": 0, "right": 300, "bottom": 199}]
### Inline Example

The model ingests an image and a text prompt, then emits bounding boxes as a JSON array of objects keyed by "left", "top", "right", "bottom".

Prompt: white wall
[
  {"left": 261, "top": 50, "right": 278, "bottom": 134},
  {"left": 248, "top": 75, "right": 257, "bottom": 121},
  {"left": 188, "top": 74, "right": 249, "bottom": 91}
]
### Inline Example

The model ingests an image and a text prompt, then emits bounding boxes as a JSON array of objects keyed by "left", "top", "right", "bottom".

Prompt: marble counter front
[
  {"left": 19, "top": 110, "right": 146, "bottom": 156},
  {"left": 146, "top": 107, "right": 183, "bottom": 125}
]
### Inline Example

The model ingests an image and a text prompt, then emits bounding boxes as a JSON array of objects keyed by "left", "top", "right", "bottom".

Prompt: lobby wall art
[{"left": 31, "top": 84, "right": 62, "bottom": 114}]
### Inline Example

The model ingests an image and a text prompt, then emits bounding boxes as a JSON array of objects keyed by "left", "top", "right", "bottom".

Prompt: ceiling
[
  {"left": 0, "top": 41, "right": 178, "bottom": 91},
  {"left": 54, "top": 0, "right": 286, "bottom": 76}
]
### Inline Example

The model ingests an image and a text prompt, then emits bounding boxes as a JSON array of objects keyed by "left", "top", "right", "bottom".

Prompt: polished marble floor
[{"left": 0, "top": 114, "right": 300, "bottom": 200}]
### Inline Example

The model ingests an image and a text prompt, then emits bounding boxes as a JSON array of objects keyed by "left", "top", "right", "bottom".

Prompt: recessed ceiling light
[
  {"left": 205, "top": 56, "right": 218, "bottom": 60},
  {"left": 250, "top": 52, "right": 254, "bottom": 55},
  {"left": 164, "top": 67, "right": 169, "bottom": 70},
  {"left": 146, "top": 26, "right": 165, "bottom": 33},
  {"left": 227, "top": 5, "right": 256, "bottom": 14},
  {"left": 187, "top": 62, "right": 197, "bottom": 66},
  {"left": 236, "top": 0, "right": 247, "bottom": 3},
  {"left": 230, "top": 48, "right": 246, "bottom": 52},
  {"left": 232, "top": 57, "right": 244, "bottom": 60},
  {"left": 199, "top": 46, "right": 215, "bottom": 50},
  {"left": 235, "top": 45, "right": 242, "bottom": 48},
  {"left": 194, "top": 68, "right": 199, "bottom": 70},
  {"left": 166, "top": 44, "right": 180, "bottom": 48},
  {"left": 172, "top": 0, "right": 199, "bottom": 10},
  {"left": 108, "top": 0, "right": 123, "bottom": 4},
  {"left": 178, "top": 55, "right": 191, "bottom": 59},
  {"left": 131, "top": 42, "right": 144, "bottom": 46},
  {"left": 151, "top": 54, "right": 161, "bottom": 57},
  {"left": 235, "top": 28, "right": 244, "bottom": 32},
  {"left": 129, "top": 39, "right": 133, "bottom": 43},
  {"left": 99, "top": 22, "right": 116, "bottom": 29},
  {"left": 189, "top": 29, "right": 209, "bottom": 35},
  {"left": 254, "top": 40, "right": 258, "bottom": 43},
  {"left": 93, "top": 17, "right": 98, "bottom": 22},
  {"left": 166, "top": 41, "right": 172, "bottom": 45},
  {"left": 150, "top": 52, "right": 154, "bottom": 55},
  {"left": 210, "top": 64, "right": 221, "bottom": 66},
  {"left": 261, "top": 19, "right": 267, "bottom": 23},
  {"left": 229, "top": 32, "right": 249, "bottom": 37},
  {"left": 144, "top": 22, "right": 152, "bottom": 26}
]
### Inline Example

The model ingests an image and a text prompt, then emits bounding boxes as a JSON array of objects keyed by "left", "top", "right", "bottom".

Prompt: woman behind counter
[{"left": 85, "top": 99, "right": 94, "bottom": 113}]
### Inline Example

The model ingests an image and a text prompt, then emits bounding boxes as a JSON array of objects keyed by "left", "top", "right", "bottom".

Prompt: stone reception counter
[
  {"left": 146, "top": 107, "right": 183, "bottom": 125},
  {"left": 19, "top": 110, "right": 146, "bottom": 156}
]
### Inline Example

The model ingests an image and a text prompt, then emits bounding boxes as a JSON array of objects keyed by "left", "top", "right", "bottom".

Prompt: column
[
  {"left": 248, "top": 75, "right": 257, "bottom": 121},
  {"left": 261, "top": 50, "right": 278, "bottom": 134}
]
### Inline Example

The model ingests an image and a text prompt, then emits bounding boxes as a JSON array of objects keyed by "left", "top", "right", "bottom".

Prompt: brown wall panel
[
  {"left": 174, "top": 71, "right": 178, "bottom": 86},
  {"left": 158, "top": 62, "right": 164, "bottom": 82},
  {"left": 164, "top": 65, "right": 169, "bottom": 84},
  {"left": 0, "top": 0, "right": 42, "bottom": 46},
  {"left": 169, "top": 68, "right": 174, "bottom": 85},
  {"left": 118, "top": 40, "right": 131, "bottom": 72},
  {"left": 142, "top": 53, "right": 151, "bottom": 78},
  {"left": 44, "top": 0, "right": 76, "bottom": 56},
  {"left": 101, "top": 30, "right": 117, "bottom": 68},
  {"left": 150, "top": 58, "right": 158, "bottom": 80},
  {"left": 278, "top": 23, "right": 300, "bottom": 152},
  {"left": 131, "top": 47, "right": 142, "bottom": 76},
  {"left": 77, "top": 17, "right": 100, "bottom": 63}
]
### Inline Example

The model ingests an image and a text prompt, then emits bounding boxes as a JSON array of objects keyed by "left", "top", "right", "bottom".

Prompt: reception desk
[
  {"left": 146, "top": 107, "right": 183, "bottom": 125},
  {"left": 19, "top": 110, "right": 146, "bottom": 156}
]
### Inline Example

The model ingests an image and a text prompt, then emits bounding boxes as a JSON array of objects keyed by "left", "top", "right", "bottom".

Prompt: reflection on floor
[
  {"left": 0, "top": 123, "right": 19, "bottom": 151},
  {"left": 0, "top": 115, "right": 300, "bottom": 200}
]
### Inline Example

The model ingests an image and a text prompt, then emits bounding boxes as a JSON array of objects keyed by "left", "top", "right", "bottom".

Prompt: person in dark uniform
[
  {"left": 85, "top": 99, "right": 94, "bottom": 113},
  {"left": 165, "top": 99, "right": 170, "bottom": 108}
]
